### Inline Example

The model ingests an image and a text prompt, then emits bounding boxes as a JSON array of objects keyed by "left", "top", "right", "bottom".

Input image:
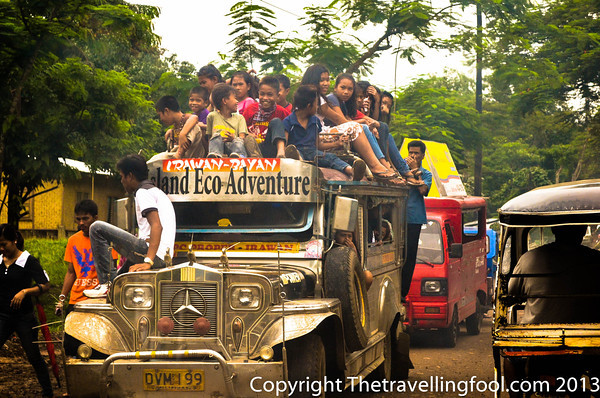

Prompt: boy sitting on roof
[{"left": 243, "top": 76, "right": 291, "bottom": 158}]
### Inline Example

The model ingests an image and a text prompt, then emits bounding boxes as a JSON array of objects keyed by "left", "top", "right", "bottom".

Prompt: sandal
[
  {"left": 406, "top": 177, "right": 425, "bottom": 186},
  {"left": 372, "top": 171, "right": 398, "bottom": 180}
]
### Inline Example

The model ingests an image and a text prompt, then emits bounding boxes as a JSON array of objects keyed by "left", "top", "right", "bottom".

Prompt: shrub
[{"left": 26, "top": 239, "right": 68, "bottom": 331}]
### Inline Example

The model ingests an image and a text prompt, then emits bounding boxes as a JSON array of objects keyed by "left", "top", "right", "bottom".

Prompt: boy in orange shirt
[{"left": 56, "top": 200, "right": 116, "bottom": 315}]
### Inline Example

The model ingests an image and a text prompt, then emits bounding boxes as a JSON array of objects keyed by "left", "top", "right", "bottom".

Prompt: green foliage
[
  {"left": 390, "top": 73, "right": 481, "bottom": 169},
  {"left": 300, "top": 6, "right": 371, "bottom": 76},
  {"left": 223, "top": 0, "right": 276, "bottom": 74},
  {"left": 26, "top": 239, "right": 69, "bottom": 330},
  {"left": 0, "top": 0, "right": 163, "bottom": 224}
]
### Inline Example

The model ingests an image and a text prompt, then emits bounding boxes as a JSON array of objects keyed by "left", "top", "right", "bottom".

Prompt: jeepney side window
[
  {"left": 367, "top": 204, "right": 394, "bottom": 248},
  {"left": 462, "top": 208, "right": 485, "bottom": 244}
]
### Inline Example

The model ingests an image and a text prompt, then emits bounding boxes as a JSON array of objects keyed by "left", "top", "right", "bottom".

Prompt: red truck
[{"left": 404, "top": 196, "right": 488, "bottom": 347}]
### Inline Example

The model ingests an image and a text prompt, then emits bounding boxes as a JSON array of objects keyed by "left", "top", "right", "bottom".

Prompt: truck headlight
[
  {"left": 421, "top": 279, "right": 447, "bottom": 296},
  {"left": 230, "top": 285, "right": 262, "bottom": 309},
  {"left": 123, "top": 285, "right": 153, "bottom": 309}
]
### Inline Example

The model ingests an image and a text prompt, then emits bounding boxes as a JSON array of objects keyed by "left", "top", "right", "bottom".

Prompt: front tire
[{"left": 287, "top": 334, "right": 326, "bottom": 398}]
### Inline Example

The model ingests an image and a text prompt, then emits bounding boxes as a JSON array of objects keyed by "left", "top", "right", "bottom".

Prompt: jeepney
[
  {"left": 492, "top": 180, "right": 600, "bottom": 397},
  {"left": 63, "top": 156, "right": 412, "bottom": 397}
]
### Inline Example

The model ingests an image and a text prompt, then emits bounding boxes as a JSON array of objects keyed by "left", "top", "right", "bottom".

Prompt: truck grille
[{"left": 160, "top": 282, "right": 218, "bottom": 337}]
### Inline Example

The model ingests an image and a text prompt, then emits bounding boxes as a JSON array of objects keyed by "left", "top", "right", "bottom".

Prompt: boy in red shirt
[{"left": 243, "top": 76, "right": 291, "bottom": 158}]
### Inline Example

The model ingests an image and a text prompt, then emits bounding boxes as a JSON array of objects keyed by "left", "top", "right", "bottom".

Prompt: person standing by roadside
[
  {"left": 84, "top": 154, "right": 176, "bottom": 298},
  {"left": 402, "top": 140, "right": 432, "bottom": 299},
  {"left": 0, "top": 224, "right": 53, "bottom": 397},
  {"left": 56, "top": 200, "right": 117, "bottom": 313}
]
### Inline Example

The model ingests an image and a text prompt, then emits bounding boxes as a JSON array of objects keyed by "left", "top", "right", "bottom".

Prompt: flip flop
[{"left": 372, "top": 171, "right": 398, "bottom": 180}]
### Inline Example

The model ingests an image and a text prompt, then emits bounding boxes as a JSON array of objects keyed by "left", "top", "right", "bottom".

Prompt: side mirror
[
  {"left": 332, "top": 196, "right": 358, "bottom": 232},
  {"left": 449, "top": 243, "right": 463, "bottom": 258}
]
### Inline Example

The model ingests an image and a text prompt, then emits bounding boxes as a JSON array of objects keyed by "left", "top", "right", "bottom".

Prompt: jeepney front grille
[{"left": 160, "top": 282, "right": 218, "bottom": 337}]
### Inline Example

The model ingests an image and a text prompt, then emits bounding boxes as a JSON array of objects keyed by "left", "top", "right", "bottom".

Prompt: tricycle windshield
[{"left": 417, "top": 220, "right": 444, "bottom": 264}]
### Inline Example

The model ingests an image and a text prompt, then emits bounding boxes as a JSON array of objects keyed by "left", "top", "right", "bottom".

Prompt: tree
[
  {"left": 333, "top": 0, "right": 458, "bottom": 74},
  {"left": 390, "top": 73, "right": 482, "bottom": 171},
  {"left": 221, "top": 0, "right": 277, "bottom": 74},
  {"left": 0, "top": 0, "right": 160, "bottom": 224}
]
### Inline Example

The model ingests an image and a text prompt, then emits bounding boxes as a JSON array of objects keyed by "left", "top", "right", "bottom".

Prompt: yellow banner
[{"left": 174, "top": 242, "right": 300, "bottom": 253}]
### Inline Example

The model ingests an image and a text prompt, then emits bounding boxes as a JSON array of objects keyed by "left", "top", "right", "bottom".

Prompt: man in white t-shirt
[{"left": 84, "top": 154, "right": 176, "bottom": 298}]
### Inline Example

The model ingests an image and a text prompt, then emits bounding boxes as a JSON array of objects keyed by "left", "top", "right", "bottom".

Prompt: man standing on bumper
[
  {"left": 401, "top": 140, "right": 432, "bottom": 299},
  {"left": 84, "top": 154, "right": 176, "bottom": 298}
]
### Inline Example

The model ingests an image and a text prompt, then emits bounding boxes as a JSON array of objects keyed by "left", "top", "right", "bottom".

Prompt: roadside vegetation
[
  {"left": 1, "top": 0, "right": 598, "bottom": 223},
  {"left": 26, "top": 239, "right": 69, "bottom": 331}
]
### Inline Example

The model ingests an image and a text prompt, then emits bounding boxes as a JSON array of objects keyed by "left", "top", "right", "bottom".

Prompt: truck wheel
[
  {"left": 324, "top": 246, "right": 370, "bottom": 351},
  {"left": 371, "top": 332, "right": 392, "bottom": 380},
  {"left": 391, "top": 328, "right": 412, "bottom": 380},
  {"left": 441, "top": 307, "right": 458, "bottom": 348},
  {"left": 465, "top": 299, "right": 483, "bottom": 335},
  {"left": 287, "top": 334, "right": 326, "bottom": 398}
]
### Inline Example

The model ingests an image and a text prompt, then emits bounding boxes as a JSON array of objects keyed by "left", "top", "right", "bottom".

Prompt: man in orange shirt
[{"left": 56, "top": 200, "right": 116, "bottom": 313}]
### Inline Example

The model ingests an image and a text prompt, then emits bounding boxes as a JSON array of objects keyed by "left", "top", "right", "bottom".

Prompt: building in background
[{"left": 0, "top": 159, "right": 124, "bottom": 238}]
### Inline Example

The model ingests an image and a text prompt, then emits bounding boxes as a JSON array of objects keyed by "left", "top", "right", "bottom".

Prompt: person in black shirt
[{"left": 0, "top": 224, "right": 53, "bottom": 397}]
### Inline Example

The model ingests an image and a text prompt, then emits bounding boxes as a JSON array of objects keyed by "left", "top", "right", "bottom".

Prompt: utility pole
[{"left": 474, "top": 1, "right": 483, "bottom": 196}]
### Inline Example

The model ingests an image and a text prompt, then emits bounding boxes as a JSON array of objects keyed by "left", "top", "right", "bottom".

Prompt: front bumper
[
  {"left": 405, "top": 300, "right": 449, "bottom": 329},
  {"left": 65, "top": 349, "right": 283, "bottom": 398}
]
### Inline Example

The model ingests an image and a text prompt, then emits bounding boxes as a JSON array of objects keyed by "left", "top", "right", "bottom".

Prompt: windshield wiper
[{"left": 417, "top": 257, "right": 435, "bottom": 268}]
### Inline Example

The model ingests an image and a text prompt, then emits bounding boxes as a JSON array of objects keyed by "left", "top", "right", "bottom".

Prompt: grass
[{"left": 25, "top": 238, "right": 68, "bottom": 331}]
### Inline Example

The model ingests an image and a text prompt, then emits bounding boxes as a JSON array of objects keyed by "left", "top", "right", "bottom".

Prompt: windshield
[
  {"left": 174, "top": 202, "right": 313, "bottom": 233},
  {"left": 417, "top": 220, "right": 444, "bottom": 264}
]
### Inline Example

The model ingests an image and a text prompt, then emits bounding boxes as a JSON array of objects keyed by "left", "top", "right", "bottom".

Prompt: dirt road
[
  {"left": 356, "top": 311, "right": 496, "bottom": 398},
  {"left": 0, "top": 315, "right": 495, "bottom": 397}
]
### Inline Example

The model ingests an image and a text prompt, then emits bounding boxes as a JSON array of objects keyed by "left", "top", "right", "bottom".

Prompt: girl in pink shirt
[{"left": 231, "top": 71, "right": 257, "bottom": 114}]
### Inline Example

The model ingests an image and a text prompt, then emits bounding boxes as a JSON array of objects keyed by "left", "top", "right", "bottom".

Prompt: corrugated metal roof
[{"left": 59, "top": 158, "right": 112, "bottom": 176}]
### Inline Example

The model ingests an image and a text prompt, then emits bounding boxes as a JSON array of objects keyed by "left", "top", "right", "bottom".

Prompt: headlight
[
  {"left": 123, "top": 285, "right": 153, "bottom": 309},
  {"left": 421, "top": 279, "right": 447, "bottom": 296},
  {"left": 230, "top": 285, "right": 262, "bottom": 309}
]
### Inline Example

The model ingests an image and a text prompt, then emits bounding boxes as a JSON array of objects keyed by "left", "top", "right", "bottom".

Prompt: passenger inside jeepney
[
  {"left": 507, "top": 225, "right": 600, "bottom": 324},
  {"left": 367, "top": 205, "right": 393, "bottom": 247}
]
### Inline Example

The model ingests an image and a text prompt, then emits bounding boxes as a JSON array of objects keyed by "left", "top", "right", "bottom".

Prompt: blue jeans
[
  {"left": 208, "top": 135, "right": 247, "bottom": 157},
  {"left": 0, "top": 312, "right": 53, "bottom": 397},
  {"left": 377, "top": 124, "right": 410, "bottom": 175},
  {"left": 260, "top": 118, "right": 286, "bottom": 158},
  {"left": 297, "top": 146, "right": 350, "bottom": 173},
  {"left": 89, "top": 221, "right": 165, "bottom": 284},
  {"left": 361, "top": 124, "right": 385, "bottom": 159}
]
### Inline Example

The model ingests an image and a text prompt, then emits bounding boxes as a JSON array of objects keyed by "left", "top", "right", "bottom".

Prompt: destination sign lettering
[
  {"left": 174, "top": 241, "right": 299, "bottom": 253},
  {"left": 148, "top": 158, "right": 317, "bottom": 202}
]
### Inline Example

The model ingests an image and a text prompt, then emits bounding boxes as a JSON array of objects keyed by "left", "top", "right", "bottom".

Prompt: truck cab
[{"left": 404, "top": 196, "right": 488, "bottom": 347}]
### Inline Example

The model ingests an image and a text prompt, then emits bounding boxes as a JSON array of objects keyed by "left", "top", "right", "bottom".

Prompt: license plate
[{"left": 143, "top": 369, "right": 204, "bottom": 391}]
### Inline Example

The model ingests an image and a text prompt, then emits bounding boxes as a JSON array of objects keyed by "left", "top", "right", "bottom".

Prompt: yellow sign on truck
[{"left": 400, "top": 139, "right": 467, "bottom": 197}]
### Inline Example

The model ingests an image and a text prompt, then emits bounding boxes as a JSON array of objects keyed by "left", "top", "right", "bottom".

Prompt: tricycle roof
[{"left": 499, "top": 179, "right": 600, "bottom": 227}]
